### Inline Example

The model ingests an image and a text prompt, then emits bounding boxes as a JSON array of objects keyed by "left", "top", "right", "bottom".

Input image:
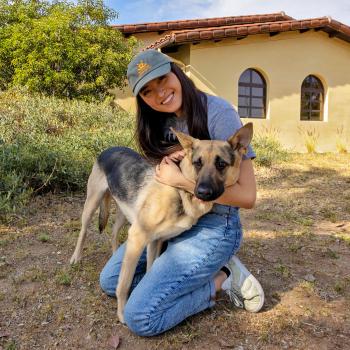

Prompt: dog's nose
[{"left": 195, "top": 184, "right": 214, "bottom": 201}]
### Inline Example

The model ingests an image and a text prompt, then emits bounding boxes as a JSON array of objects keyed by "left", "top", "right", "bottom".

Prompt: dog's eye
[
  {"left": 193, "top": 158, "right": 202, "bottom": 169},
  {"left": 216, "top": 160, "right": 227, "bottom": 171}
]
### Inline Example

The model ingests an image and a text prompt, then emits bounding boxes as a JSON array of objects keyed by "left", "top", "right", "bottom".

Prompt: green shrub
[
  {"left": 252, "top": 133, "right": 289, "bottom": 167},
  {"left": 0, "top": 88, "right": 135, "bottom": 219},
  {"left": 0, "top": 0, "right": 137, "bottom": 101}
]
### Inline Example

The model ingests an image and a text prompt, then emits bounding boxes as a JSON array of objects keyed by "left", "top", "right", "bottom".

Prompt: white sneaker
[{"left": 221, "top": 255, "right": 264, "bottom": 313}]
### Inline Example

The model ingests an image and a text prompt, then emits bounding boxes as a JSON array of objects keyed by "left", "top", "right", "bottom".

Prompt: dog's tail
[{"left": 99, "top": 190, "right": 112, "bottom": 233}]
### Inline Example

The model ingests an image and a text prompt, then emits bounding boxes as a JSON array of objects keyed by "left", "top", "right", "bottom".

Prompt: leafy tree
[{"left": 0, "top": 0, "right": 137, "bottom": 100}]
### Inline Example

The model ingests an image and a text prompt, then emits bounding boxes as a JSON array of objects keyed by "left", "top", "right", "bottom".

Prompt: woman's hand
[
  {"left": 155, "top": 156, "right": 184, "bottom": 187},
  {"left": 155, "top": 155, "right": 195, "bottom": 195},
  {"left": 166, "top": 150, "right": 186, "bottom": 163}
]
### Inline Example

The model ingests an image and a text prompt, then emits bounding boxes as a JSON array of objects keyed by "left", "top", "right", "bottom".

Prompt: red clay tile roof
[
  {"left": 113, "top": 12, "right": 293, "bottom": 34},
  {"left": 144, "top": 17, "right": 350, "bottom": 49}
]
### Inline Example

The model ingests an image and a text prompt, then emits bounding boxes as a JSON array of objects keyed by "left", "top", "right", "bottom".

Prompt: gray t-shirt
[{"left": 164, "top": 94, "right": 256, "bottom": 159}]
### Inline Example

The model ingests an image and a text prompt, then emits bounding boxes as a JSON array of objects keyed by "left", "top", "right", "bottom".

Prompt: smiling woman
[{"left": 99, "top": 49, "right": 264, "bottom": 337}]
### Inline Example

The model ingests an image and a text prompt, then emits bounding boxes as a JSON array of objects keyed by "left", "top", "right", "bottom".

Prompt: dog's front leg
[{"left": 116, "top": 224, "right": 147, "bottom": 324}]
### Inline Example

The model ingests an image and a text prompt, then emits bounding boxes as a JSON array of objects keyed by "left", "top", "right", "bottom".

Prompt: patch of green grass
[
  {"left": 37, "top": 233, "right": 50, "bottom": 243},
  {"left": 288, "top": 242, "right": 303, "bottom": 253},
  {"left": 293, "top": 228, "right": 314, "bottom": 238},
  {"left": 326, "top": 248, "right": 339, "bottom": 259},
  {"left": 4, "top": 340, "right": 17, "bottom": 350},
  {"left": 274, "top": 263, "right": 291, "bottom": 278},
  {"left": 56, "top": 270, "right": 72, "bottom": 286},
  {"left": 295, "top": 217, "right": 314, "bottom": 227},
  {"left": 0, "top": 238, "right": 10, "bottom": 247}
]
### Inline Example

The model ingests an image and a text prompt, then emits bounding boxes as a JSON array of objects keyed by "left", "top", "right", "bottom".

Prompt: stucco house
[{"left": 113, "top": 12, "right": 350, "bottom": 153}]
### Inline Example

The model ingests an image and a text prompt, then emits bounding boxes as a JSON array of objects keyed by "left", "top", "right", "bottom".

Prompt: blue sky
[{"left": 107, "top": 0, "right": 350, "bottom": 26}]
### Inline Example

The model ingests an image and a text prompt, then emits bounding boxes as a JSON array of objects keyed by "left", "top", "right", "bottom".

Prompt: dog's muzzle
[{"left": 195, "top": 183, "right": 224, "bottom": 201}]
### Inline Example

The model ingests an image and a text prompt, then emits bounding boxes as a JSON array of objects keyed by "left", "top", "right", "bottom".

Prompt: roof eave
[
  {"left": 145, "top": 17, "right": 350, "bottom": 49},
  {"left": 113, "top": 12, "right": 294, "bottom": 34}
]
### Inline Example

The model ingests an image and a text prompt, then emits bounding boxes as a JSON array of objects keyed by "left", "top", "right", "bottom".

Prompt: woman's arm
[{"left": 155, "top": 157, "right": 256, "bottom": 209}]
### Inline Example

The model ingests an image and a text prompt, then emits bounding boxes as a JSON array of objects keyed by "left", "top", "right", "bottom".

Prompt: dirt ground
[{"left": 1, "top": 153, "right": 350, "bottom": 350}]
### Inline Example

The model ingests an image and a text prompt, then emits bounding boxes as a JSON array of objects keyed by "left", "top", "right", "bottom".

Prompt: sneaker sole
[
  {"left": 242, "top": 274, "right": 265, "bottom": 313},
  {"left": 229, "top": 256, "right": 264, "bottom": 313}
]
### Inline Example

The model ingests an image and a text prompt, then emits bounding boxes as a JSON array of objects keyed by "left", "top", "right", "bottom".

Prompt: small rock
[
  {"left": 107, "top": 335, "right": 120, "bottom": 349},
  {"left": 303, "top": 274, "right": 316, "bottom": 282},
  {"left": 234, "top": 346, "right": 244, "bottom": 350},
  {"left": 281, "top": 339, "right": 289, "bottom": 349}
]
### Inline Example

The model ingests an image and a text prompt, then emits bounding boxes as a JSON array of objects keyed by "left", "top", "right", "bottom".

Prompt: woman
[{"left": 100, "top": 49, "right": 264, "bottom": 336}]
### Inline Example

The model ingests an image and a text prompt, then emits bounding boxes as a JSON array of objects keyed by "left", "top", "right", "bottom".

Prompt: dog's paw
[
  {"left": 117, "top": 310, "right": 125, "bottom": 324},
  {"left": 69, "top": 254, "right": 81, "bottom": 265}
]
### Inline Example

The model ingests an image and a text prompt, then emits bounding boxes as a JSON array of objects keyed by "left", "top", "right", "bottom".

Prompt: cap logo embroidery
[{"left": 137, "top": 60, "right": 151, "bottom": 77}]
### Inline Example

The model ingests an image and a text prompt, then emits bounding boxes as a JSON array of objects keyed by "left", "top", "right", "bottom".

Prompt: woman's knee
[
  {"left": 99, "top": 267, "right": 118, "bottom": 296},
  {"left": 124, "top": 301, "right": 163, "bottom": 337}
]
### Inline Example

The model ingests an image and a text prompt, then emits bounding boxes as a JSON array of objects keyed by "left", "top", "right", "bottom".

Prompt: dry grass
[{"left": 0, "top": 153, "right": 350, "bottom": 349}]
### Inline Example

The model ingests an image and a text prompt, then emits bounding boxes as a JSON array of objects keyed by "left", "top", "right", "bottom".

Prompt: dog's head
[{"left": 172, "top": 123, "right": 253, "bottom": 201}]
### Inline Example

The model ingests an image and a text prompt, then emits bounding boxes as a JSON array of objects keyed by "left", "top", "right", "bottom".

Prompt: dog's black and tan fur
[{"left": 70, "top": 123, "right": 253, "bottom": 323}]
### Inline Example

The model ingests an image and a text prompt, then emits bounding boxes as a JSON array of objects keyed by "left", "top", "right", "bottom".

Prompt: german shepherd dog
[{"left": 70, "top": 123, "right": 253, "bottom": 323}]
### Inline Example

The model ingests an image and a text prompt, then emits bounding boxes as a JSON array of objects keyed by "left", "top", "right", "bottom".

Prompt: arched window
[
  {"left": 238, "top": 69, "right": 266, "bottom": 118},
  {"left": 300, "top": 75, "right": 324, "bottom": 121}
]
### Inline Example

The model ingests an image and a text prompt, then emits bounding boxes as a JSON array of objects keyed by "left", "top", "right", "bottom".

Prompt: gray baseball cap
[{"left": 127, "top": 49, "right": 172, "bottom": 96}]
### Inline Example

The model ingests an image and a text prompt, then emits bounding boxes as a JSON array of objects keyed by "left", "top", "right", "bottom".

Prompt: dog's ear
[
  {"left": 170, "top": 127, "right": 196, "bottom": 150},
  {"left": 227, "top": 123, "right": 253, "bottom": 154}
]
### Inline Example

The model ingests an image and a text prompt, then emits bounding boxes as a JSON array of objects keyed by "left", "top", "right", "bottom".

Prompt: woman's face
[{"left": 139, "top": 72, "right": 183, "bottom": 117}]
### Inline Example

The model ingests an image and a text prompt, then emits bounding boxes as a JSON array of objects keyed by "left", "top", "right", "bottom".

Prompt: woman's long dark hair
[{"left": 136, "top": 62, "right": 210, "bottom": 163}]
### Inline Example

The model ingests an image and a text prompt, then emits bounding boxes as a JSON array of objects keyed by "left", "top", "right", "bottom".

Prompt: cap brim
[{"left": 133, "top": 62, "right": 171, "bottom": 96}]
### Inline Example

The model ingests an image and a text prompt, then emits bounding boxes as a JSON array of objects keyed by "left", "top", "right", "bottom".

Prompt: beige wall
[
  {"left": 188, "top": 31, "right": 350, "bottom": 152},
  {"left": 115, "top": 30, "right": 350, "bottom": 153}
]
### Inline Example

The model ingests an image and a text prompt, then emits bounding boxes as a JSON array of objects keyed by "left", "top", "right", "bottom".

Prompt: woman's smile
[{"left": 161, "top": 92, "right": 174, "bottom": 105}]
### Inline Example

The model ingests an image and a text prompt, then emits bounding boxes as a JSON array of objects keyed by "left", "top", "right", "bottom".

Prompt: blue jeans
[{"left": 100, "top": 205, "right": 242, "bottom": 336}]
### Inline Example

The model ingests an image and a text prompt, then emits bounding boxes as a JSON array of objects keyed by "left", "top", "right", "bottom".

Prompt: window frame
[
  {"left": 300, "top": 75, "right": 324, "bottom": 121},
  {"left": 238, "top": 69, "right": 266, "bottom": 119}
]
